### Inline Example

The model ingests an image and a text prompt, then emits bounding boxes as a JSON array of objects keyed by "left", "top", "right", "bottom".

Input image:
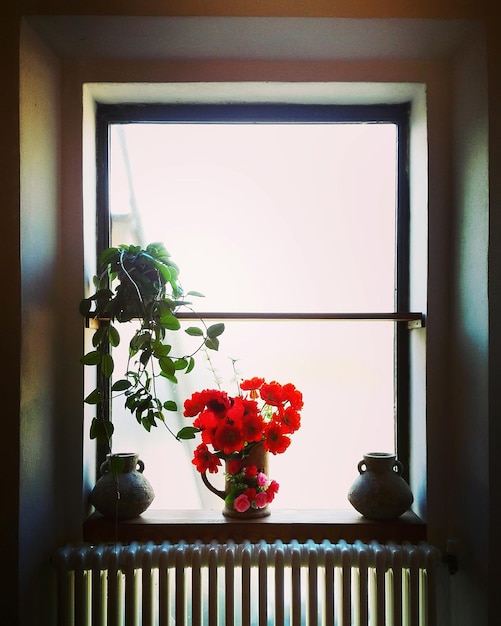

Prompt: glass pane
[
  {"left": 107, "top": 119, "right": 398, "bottom": 510},
  {"left": 110, "top": 122, "right": 397, "bottom": 312},
  {"left": 110, "top": 320, "right": 395, "bottom": 510}
]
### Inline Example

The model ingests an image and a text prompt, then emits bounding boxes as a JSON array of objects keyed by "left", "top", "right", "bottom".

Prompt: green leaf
[
  {"left": 176, "top": 426, "right": 200, "bottom": 440},
  {"left": 159, "top": 313, "right": 181, "bottom": 330},
  {"left": 79, "top": 298, "right": 92, "bottom": 317},
  {"left": 101, "top": 353, "right": 114, "bottom": 378},
  {"left": 174, "top": 358, "right": 188, "bottom": 371},
  {"left": 163, "top": 400, "right": 178, "bottom": 411},
  {"left": 90, "top": 417, "right": 114, "bottom": 442},
  {"left": 185, "top": 326, "right": 204, "bottom": 337},
  {"left": 153, "top": 342, "right": 171, "bottom": 357},
  {"left": 141, "top": 417, "right": 153, "bottom": 432},
  {"left": 108, "top": 325, "right": 120, "bottom": 347},
  {"left": 80, "top": 350, "right": 101, "bottom": 365},
  {"left": 139, "top": 350, "right": 152, "bottom": 367},
  {"left": 159, "top": 356, "right": 175, "bottom": 376},
  {"left": 84, "top": 388, "right": 101, "bottom": 405},
  {"left": 161, "top": 372, "right": 178, "bottom": 384},
  {"left": 186, "top": 290, "right": 205, "bottom": 298},
  {"left": 207, "top": 323, "right": 225, "bottom": 339},
  {"left": 111, "top": 379, "right": 132, "bottom": 392},
  {"left": 186, "top": 356, "right": 195, "bottom": 374},
  {"left": 205, "top": 337, "right": 220, "bottom": 351},
  {"left": 92, "top": 324, "right": 108, "bottom": 348}
]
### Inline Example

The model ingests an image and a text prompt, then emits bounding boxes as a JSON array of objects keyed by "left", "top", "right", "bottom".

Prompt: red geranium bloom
[
  {"left": 183, "top": 391, "right": 208, "bottom": 417},
  {"left": 226, "top": 396, "right": 245, "bottom": 425},
  {"left": 192, "top": 443, "right": 222, "bottom": 473},
  {"left": 260, "top": 381, "right": 285, "bottom": 406},
  {"left": 244, "top": 487, "right": 257, "bottom": 501},
  {"left": 244, "top": 464, "right": 258, "bottom": 478},
  {"left": 280, "top": 406, "right": 301, "bottom": 434},
  {"left": 193, "top": 408, "right": 219, "bottom": 431},
  {"left": 241, "top": 411, "right": 265, "bottom": 443},
  {"left": 227, "top": 458, "right": 242, "bottom": 474},
  {"left": 263, "top": 421, "right": 291, "bottom": 454},
  {"left": 240, "top": 376, "right": 265, "bottom": 392},
  {"left": 213, "top": 422, "right": 245, "bottom": 455},
  {"left": 266, "top": 479, "right": 280, "bottom": 502},
  {"left": 204, "top": 390, "right": 232, "bottom": 416},
  {"left": 282, "top": 383, "right": 304, "bottom": 410}
]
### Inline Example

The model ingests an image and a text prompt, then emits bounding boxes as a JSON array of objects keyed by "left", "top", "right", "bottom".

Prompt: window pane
[
  {"left": 110, "top": 123, "right": 397, "bottom": 312},
  {"left": 107, "top": 118, "right": 399, "bottom": 510},
  {"left": 111, "top": 320, "right": 395, "bottom": 510}
]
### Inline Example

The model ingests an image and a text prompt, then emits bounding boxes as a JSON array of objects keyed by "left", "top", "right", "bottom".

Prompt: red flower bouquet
[{"left": 177, "top": 377, "right": 303, "bottom": 513}]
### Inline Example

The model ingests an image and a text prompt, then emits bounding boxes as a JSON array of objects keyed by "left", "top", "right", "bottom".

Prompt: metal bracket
[{"left": 407, "top": 316, "right": 425, "bottom": 330}]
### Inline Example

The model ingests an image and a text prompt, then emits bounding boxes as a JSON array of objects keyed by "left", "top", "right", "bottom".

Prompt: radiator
[{"left": 53, "top": 539, "right": 440, "bottom": 626}]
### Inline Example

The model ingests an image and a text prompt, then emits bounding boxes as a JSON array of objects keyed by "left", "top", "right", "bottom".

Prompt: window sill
[{"left": 83, "top": 509, "right": 426, "bottom": 544}]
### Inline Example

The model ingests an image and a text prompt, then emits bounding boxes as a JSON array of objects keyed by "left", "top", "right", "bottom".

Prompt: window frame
[{"left": 95, "top": 102, "right": 416, "bottom": 482}]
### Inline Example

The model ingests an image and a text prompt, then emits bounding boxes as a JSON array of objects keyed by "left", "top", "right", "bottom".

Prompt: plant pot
[
  {"left": 202, "top": 442, "right": 272, "bottom": 518},
  {"left": 347, "top": 452, "right": 414, "bottom": 520},
  {"left": 90, "top": 452, "right": 155, "bottom": 520}
]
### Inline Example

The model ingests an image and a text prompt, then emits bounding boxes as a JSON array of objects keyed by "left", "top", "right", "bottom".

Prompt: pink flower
[
  {"left": 257, "top": 472, "right": 268, "bottom": 487},
  {"left": 233, "top": 494, "right": 251, "bottom": 513},
  {"left": 255, "top": 491, "right": 269, "bottom": 509}
]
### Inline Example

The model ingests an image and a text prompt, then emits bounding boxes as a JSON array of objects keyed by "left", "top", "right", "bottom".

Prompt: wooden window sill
[{"left": 83, "top": 509, "right": 426, "bottom": 544}]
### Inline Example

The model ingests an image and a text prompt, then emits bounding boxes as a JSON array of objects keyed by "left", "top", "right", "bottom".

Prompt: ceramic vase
[
  {"left": 202, "top": 442, "right": 271, "bottom": 518},
  {"left": 347, "top": 452, "right": 414, "bottom": 520},
  {"left": 90, "top": 452, "right": 155, "bottom": 520}
]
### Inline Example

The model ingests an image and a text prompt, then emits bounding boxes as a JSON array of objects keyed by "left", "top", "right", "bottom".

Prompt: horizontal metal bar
[
  {"left": 176, "top": 311, "right": 425, "bottom": 325},
  {"left": 86, "top": 312, "right": 425, "bottom": 328}
]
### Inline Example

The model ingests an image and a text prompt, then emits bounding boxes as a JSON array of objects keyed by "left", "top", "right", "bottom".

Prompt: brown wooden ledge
[{"left": 83, "top": 509, "right": 426, "bottom": 545}]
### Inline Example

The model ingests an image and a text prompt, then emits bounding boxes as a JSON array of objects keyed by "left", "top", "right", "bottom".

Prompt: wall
[
  {"left": 449, "top": 26, "right": 489, "bottom": 626},
  {"left": 18, "top": 22, "right": 62, "bottom": 624},
  {"left": 2, "top": 1, "right": 497, "bottom": 624}
]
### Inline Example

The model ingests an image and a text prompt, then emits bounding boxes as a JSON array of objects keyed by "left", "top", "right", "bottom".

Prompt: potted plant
[
  {"left": 79, "top": 242, "right": 224, "bottom": 518},
  {"left": 177, "top": 376, "right": 303, "bottom": 518}
]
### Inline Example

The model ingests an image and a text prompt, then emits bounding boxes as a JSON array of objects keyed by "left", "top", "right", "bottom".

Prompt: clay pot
[
  {"left": 90, "top": 452, "right": 154, "bottom": 520},
  {"left": 347, "top": 452, "right": 413, "bottom": 520}
]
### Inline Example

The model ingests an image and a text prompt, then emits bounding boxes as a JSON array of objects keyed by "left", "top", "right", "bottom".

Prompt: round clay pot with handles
[{"left": 347, "top": 452, "right": 414, "bottom": 520}]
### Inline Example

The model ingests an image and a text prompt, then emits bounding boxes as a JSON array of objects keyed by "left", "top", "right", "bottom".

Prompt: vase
[
  {"left": 90, "top": 452, "right": 155, "bottom": 520},
  {"left": 347, "top": 452, "right": 414, "bottom": 520},
  {"left": 202, "top": 442, "right": 272, "bottom": 518}
]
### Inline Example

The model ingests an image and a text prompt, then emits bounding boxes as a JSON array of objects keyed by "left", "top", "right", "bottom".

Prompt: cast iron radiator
[{"left": 53, "top": 539, "right": 441, "bottom": 626}]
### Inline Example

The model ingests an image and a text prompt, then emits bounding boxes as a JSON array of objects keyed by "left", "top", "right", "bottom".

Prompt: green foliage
[{"left": 80, "top": 242, "right": 224, "bottom": 445}]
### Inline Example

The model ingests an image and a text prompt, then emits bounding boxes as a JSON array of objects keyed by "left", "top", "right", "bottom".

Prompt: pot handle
[
  {"left": 393, "top": 460, "right": 404, "bottom": 474},
  {"left": 201, "top": 472, "right": 226, "bottom": 500}
]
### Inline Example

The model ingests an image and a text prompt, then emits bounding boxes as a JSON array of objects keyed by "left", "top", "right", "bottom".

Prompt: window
[{"left": 95, "top": 103, "right": 418, "bottom": 511}]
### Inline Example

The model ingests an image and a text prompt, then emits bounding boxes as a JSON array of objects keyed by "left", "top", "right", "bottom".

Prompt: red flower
[
  {"left": 263, "top": 421, "right": 291, "bottom": 454},
  {"left": 280, "top": 406, "right": 301, "bottom": 434},
  {"left": 244, "top": 464, "right": 258, "bottom": 478},
  {"left": 241, "top": 411, "right": 264, "bottom": 443},
  {"left": 260, "top": 381, "right": 285, "bottom": 406},
  {"left": 213, "top": 422, "right": 245, "bottom": 455},
  {"left": 183, "top": 391, "right": 208, "bottom": 417},
  {"left": 227, "top": 458, "right": 242, "bottom": 474},
  {"left": 192, "top": 444, "right": 221, "bottom": 473},
  {"left": 282, "top": 383, "right": 304, "bottom": 410},
  {"left": 266, "top": 480, "right": 280, "bottom": 502},
  {"left": 244, "top": 487, "right": 257, "bottom": 501},
  {"left": 240, "top": 377, "right": 265, "bottom": 391},
  {"left": 183, "top": 389, "right": 231, "bottom": 417}
]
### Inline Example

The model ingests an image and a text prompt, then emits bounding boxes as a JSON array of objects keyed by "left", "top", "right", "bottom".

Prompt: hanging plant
[{"left": 79, "top": 242, "right": 224, "bottom": 447}]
